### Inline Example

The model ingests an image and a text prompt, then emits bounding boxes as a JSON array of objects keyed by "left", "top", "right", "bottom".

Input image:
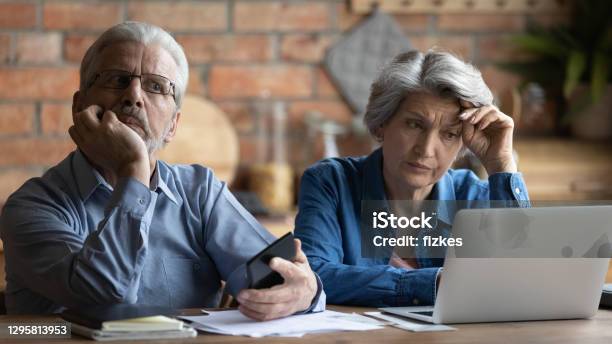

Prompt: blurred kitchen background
[{"left": 0, "top": 0, "right": 611, "bottom": 289}]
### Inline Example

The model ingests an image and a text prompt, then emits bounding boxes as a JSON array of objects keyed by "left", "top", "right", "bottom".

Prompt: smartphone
[{"left": 246, "top": 232, "right": 296, "bottom": 289}]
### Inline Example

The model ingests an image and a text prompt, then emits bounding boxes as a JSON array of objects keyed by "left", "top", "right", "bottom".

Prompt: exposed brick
[
  {"left": 315, "top": 68, "right": 341, "bottom": 99},
  {"left": 0, "top": 34, "right": 10, "bottom": 64},
  {"left": 393, "top": 14, "right": 431, "bottom": 32},
  {"left": 216, "top": 101, "right": 255, "bottom": 134},
  {"left": 336, "top": 133, "right": 374, "bottom": 157},
  {"left": 208, "top": 65, "right": 312, "bottom": 99},
  {"left": 0, "top": 67, "right": 79, "bottom": 100},
  {"left": 281, "top": 34, "right": 336, "bottom": 63},
  {"left": 0, "top": 137, "right": 75, "bottom": 166},
  {"left": 40, "top": 102, "right": 72, "bottom": 135},
  {"left": 0, "top": 168, "right": 43, "bottom": 203},
  {"left": 238, "top": 135, "right": 266, "bottom": 165},
  {"left": 437, "top": 14, "right": 525, "bottom": 32},
  {"left": 335, "top": 3, "right": 363, "bottom": 32},
  {"left": 288, "top": 100, "right": 353, "bottom": 130},
  {"left": 43, "top": 2, "right": 122, "bottom": 30},
  {"left": 177, "top": 35, "right": 271, "bottom": 63},
  {"left": 187, "top": 67, "right": 206, "bottom": 96},
  {"left": 410, "top": 35, "right": 473, "bottom": 60},
  {"left": 64, "top": 34, "right": 97, "bottom": 64},
  {"left": 479, "top": 64, "right": 521, "bottom": 99},
  {"left": 234, "top": 1, "right": 330, "bottom": 32},
  {"left": 128, "top": 1, "right": 227, "bottom": 31},
  {"left": 0, "top": 104, "right": 35, "bottom": 135},
  {"left": 15, "top": 33, "right": 62, "bottom": 64},
  {"left": 0, "top": 2, "right": 37, "bottom": 29}
]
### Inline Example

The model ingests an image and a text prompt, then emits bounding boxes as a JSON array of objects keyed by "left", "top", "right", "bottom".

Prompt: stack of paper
[
  {"left": 71, "top": 316, "right": 197, "bottom": 341},
  {"left": 180, "top": 310, "right": 385, "bottom": 337},
  {"left": 364, "top": 312, "right": 456, "bottom": 332}
]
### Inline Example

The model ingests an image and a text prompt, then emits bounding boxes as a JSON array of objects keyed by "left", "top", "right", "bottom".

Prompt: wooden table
[{"left": 1, "top": 305, "right": 612, "bottom": 343}]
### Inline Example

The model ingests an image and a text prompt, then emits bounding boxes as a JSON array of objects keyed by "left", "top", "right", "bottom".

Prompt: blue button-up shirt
[
  {"left": 1, "top": 150, "right": 325, "bottom": 314},
  {"left": 294, "top": 148, "right": 529, "bottom": 307}
]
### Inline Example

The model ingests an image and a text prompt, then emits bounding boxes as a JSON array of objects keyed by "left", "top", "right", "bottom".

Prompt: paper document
[
  {"left": 179, "top": 310, "right": 384, "bottom": 337},
  {"left": 365, "top": 312, "right": 456, "bottom": 332}
]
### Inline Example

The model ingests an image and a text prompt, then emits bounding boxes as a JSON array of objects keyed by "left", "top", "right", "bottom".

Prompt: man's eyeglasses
[{"left": 88, "top": 70, "right": 176, "bottom": 100}]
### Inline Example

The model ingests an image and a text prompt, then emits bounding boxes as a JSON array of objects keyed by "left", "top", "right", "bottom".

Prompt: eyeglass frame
[{"left": 86, "top": 69, "right": 177, "bottom": 103}]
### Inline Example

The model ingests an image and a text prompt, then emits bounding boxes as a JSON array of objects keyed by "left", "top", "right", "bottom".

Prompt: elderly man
[{"left": 0, "top": 22, "right": 324, "bottom": 318}]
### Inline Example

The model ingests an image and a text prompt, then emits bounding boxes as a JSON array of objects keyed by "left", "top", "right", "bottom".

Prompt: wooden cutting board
[{"left": 157, "top": 95, "right": 239, "bottom": 183}]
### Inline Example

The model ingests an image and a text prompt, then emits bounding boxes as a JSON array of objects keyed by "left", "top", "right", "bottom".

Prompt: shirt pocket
[{"left": 162, "top": 256, "right": 223, "bottom": 309}]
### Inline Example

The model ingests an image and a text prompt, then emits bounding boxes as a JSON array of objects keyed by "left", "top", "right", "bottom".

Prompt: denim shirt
[
  {"left": 294, "top": 148, "right": 529, "bottom": 307},
  {"left": 1, "top": 150, "right": 325, "bottom": 314}
]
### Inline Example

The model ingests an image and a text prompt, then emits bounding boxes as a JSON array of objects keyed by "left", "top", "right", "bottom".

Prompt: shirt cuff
[
  {"left": 396, "top": 267, "right": 439, "bottom": 306},
  {"left": 434, "top": 267, "right": 443, "bottom": 299},
  {"left": 107, "top": 177, "right": 158, "bottom": 221},
  {"left": 488, "top": 172, "right": 530, "bottom": 203},
  {"left": 296, "top": 273, "right": 326, "bottom": 314}
]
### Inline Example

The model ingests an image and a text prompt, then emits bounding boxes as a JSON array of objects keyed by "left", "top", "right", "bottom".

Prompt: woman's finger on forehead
[
  {"left": 458, "top": 107, "right": 479, "bottom": 117},
  {"left": 477, "top": 112, "right": 497, "bottom": 130},
  {"left": 459, "top": 99, "right": 476, "bottom": 108},
  {"left": 468, "top": 107, "right": 490, "bottom": 124}
]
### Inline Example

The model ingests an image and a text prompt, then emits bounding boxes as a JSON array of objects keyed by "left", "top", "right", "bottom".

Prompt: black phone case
[{"left": 246, "top": 232, "right": 296, "bottom": 289}]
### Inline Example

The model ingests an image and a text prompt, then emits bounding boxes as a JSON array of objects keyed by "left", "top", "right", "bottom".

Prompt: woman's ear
[{"left": 374, "top": 125, "right": 384, "bottom": 142}]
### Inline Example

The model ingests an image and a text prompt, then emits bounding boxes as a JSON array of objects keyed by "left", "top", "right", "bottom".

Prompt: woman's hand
[{"left": 459, "top": 100, "right": 517, "bottom": 175}]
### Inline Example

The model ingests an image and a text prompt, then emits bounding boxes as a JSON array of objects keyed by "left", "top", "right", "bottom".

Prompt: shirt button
[
  {"left": 193, "top": 263, "right": 201, "bottom": 271},
  {"left": 138, "top": 198, "right": 145, "bottom": 205},
  {"left": 514, "top": 187, "right": 521, "bottom": 194},
  {"left": 412, "top": 298, "right": 419, "bottom": 305}
]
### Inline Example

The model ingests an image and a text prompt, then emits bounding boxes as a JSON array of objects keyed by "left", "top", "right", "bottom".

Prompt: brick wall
[{"left": 0, "top": 0, "right": 568, "bottom": 200}]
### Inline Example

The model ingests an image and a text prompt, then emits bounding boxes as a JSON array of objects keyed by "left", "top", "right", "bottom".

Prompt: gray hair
[
  {"left": 79, "top": 21, "right": 189, "bottom": 109},
  {"left": 364, "top": 50, "right": 493, "bottom": 136}
]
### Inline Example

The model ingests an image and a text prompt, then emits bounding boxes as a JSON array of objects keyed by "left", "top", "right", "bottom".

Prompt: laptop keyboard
[{"left": 412, "top": 311, "right": 434, "bottom": 316}]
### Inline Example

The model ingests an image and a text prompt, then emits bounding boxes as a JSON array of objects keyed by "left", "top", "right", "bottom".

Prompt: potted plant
[{"left": 501, "top": 0, "right": 612, "bottom": 140}]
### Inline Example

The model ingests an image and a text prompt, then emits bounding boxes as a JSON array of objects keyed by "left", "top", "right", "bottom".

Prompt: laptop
[
  {"left": 601, "top": 284, "right": 612, "bottom": 308},
  {"left": 380, "top": 206, "right": 612, "bottom": 324}
]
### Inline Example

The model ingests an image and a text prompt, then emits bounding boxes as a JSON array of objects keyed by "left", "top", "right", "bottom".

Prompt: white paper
[
  {"left": 179, "top": 310, "right": 384, "bottom": 337},
  {"left": 364, "top": 312, "right": 456, "bottom": 332}
]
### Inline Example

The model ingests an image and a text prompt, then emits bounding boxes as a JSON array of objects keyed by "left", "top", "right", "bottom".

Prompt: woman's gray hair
[
  {"left": 364, "top": 50, "right": 493, "bottom": 137},
  {"left": 79, "top": 21, "right": 189, "bottom": 109}
]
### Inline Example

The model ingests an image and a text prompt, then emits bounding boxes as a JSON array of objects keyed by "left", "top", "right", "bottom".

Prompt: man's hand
[
  {"left": 69, "top": 105, "right": 150, "bottom": 187},
  {"left": 459, "top": 100, "right": 517, "bottom": 175},
  {"left": 237, "top": 239, "right": 318, "bottom": 321}
]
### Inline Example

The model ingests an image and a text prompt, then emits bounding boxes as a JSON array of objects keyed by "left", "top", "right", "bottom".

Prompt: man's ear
[
  {"left": 164, "top": 111, "right": 181, "bottom": 144},
  {"left": 72, "top": 91, "right": 82, "bottom": 116}
]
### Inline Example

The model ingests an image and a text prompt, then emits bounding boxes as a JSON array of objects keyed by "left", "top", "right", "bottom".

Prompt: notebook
[
  {"left": 61, "top": 304, "right": 177, "bottom": 330},
  {"left": 61, "top": 304, "right": 196, "bottom": 341}
]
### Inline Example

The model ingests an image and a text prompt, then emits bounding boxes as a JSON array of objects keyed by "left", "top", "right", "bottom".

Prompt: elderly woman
[{"left": 294, "top": 50, "right": 530, "bottom": 307}]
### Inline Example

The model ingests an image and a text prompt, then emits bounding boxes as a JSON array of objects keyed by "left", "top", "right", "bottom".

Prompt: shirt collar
[
  {"left": 73, "top": 149, "right": 179, "bottom": 205},
  {"left": 361, "top": 147, "right": 455, "bottom": 225},
  {"left": 152, "top": 163, "right": 179, "bottom": 205},
  {"left": 427, "top": 172, "right": 456, "bottom": 226}
]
